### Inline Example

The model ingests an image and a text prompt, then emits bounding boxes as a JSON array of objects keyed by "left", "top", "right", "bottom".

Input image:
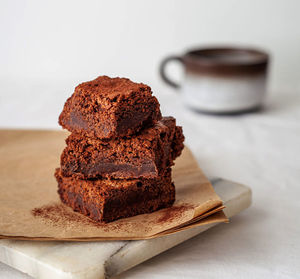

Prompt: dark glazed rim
[{"left": 183, "top": 46, "right": 269, "bottom": 75}]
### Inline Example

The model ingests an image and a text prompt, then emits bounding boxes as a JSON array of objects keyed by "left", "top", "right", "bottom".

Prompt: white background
[
  {"left": 0, "top": 1, "right": 300, "bottom": 279},
  {"left": 1, "top": 0, "right": 300, "bottom": 92}
]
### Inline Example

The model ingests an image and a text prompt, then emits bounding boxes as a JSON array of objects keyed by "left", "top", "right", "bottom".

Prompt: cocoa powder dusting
[
  {"left": 32, "top": 203, "right": 103, "bottom": 228},
  {"left": 31, "top": 203, "right": 130, "bottom": 232},
  {"left": 31, "top": 203, "right": 195, "bottom": 235},
  {"left": 156, "top": 204, "right": 194, "bottom": 224}
]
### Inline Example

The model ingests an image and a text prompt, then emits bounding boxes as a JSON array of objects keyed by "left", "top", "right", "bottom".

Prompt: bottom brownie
[{"left": 55, "top": 168, "right": 175, "bottom": 223}]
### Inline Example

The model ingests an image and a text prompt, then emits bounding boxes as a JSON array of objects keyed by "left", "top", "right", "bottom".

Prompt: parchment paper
[{"left": 0, "top": 130, "right": 227, "bottom": 241}]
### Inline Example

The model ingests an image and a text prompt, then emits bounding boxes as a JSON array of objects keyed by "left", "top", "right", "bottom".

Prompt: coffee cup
[{"left": 160, "top": 47, "right": 269, "bottom": 114}]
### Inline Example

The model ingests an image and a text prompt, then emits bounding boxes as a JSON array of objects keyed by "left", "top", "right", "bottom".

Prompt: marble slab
[{"left": 0, "top": 178, "right": 251, "bottom": 279}]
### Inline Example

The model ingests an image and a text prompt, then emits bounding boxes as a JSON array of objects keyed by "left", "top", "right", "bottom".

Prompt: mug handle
[{"left": 159, "top": 55, "right": 183, "bottom": 89}]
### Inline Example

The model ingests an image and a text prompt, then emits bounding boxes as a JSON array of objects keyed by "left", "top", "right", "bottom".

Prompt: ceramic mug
[{"left": 160, "top": 47, "right": 269, "bottom": 114}]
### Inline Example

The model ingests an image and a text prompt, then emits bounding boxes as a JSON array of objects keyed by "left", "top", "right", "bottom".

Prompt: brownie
[
  {"left": 59, "top": 76, "right": 162, "bottom": 139},
  {"left": 55, "top": 168, "right": 175, "bottom": 223},
  {"left": 60, "top": 117, "right": 184, "bottom": 179}
]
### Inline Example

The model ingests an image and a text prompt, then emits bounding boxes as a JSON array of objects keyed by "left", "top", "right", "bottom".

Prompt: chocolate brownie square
[
  {"left": 60, "top": 117, "right": 184, "bottom": 179},
  {"left": 55, "top": 168, "right": 175, "bottom": 223},
  {"left": 59, "top": 76, "right": 162, "bottom": 139}
]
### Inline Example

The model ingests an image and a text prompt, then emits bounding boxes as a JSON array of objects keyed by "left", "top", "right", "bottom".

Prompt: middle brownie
[{"left": 61, "top": 116, "right": 184, "bottom": 179}]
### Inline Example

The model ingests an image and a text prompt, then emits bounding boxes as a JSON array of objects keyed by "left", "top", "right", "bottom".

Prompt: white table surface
[{"left": 0, "top": 79, "right": 299, "bottom": 278}]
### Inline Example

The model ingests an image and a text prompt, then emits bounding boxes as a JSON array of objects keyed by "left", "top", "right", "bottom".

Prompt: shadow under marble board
[{"left": 0, "top": 178, "right": 251, "bottom": 279}]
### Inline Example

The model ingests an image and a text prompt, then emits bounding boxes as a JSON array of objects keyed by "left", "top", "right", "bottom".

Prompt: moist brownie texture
[
  {"left": 55, "top": 168, "right": 175, "bottom": 223},
  {"left": 61, "top": 116, "right": 184, "bottom": 179},
  {"left": 59, "top": 76, "right": 162, "bottom": 139}
]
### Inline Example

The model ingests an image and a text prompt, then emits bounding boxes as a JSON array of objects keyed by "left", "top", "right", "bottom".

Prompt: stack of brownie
[{"left": 55, "top": 76, "right": 184, "bottom": 223}]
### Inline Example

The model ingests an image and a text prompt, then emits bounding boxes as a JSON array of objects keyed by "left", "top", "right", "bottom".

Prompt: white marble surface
[
  {"left": 1, "top": 80, "right": 300, "bottom": 278},
  {"left": 0, "top": 179, "right": 251, "bottom": 279}
]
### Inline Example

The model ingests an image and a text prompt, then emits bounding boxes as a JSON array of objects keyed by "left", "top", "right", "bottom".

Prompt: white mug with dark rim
[{"left": 160, "top": 47, "right": 269, "bottom": 114}]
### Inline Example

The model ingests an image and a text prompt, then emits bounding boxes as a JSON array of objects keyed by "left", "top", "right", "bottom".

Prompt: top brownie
[{"left": 59, "top": 76, "right": 162, "bottom": 139}]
